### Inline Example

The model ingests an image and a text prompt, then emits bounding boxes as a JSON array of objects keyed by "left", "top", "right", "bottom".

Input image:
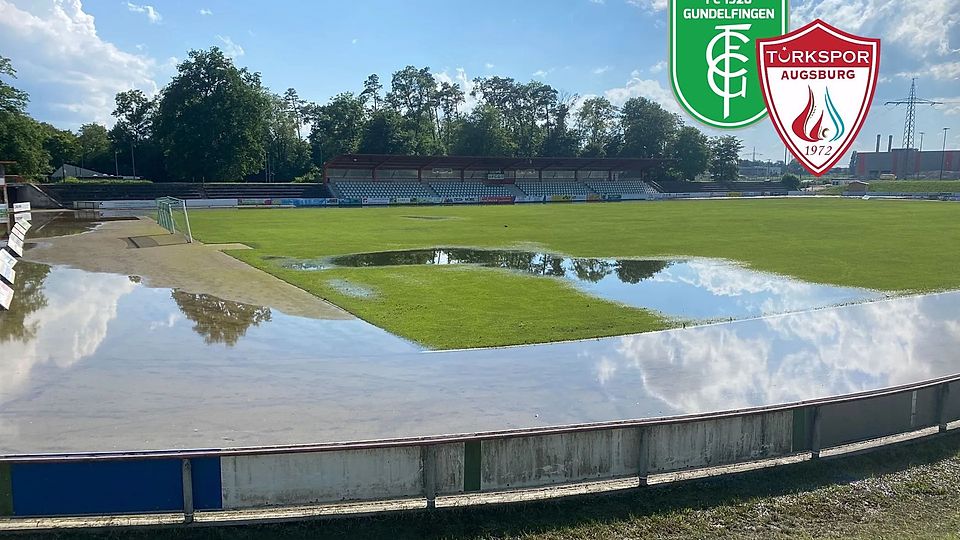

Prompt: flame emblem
[{"left": 791, "top": 86, "right": 845, "bottom": 143}]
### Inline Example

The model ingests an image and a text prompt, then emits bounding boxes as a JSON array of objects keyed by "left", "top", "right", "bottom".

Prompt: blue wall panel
[
  {"left": 10, "top": 458, "right": 222, "bottom": 516},
  {"left": 191, "top": 457, "right": 222, "bottom": 510}
]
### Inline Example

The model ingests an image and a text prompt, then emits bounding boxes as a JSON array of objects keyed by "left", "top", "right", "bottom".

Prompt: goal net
[{"left": 155, "top": 197, "right": 193, "bottom": 243}]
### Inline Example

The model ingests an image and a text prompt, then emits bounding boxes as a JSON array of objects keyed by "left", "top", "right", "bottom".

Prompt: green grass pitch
[{"left": 186, "top": 198, "right": 960, "bottom": 349}]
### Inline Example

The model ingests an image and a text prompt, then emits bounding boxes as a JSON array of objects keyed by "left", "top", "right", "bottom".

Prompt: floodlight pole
[{"left": 940, "top": 128, "right": 950, "bottom": 181}]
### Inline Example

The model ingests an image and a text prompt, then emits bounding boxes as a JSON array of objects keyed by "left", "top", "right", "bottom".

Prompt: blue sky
[{"left": 1, "top": 0, "right": 958, "bottom": 164}]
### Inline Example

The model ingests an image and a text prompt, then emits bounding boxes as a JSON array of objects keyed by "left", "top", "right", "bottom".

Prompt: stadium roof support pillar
[{"left": 538, "top": 169, "right": 542, "bottom": 181}]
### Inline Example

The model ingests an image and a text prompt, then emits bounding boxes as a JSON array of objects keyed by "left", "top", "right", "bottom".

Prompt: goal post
[{"left": 155, "top": 197, "right": 193, "bottom": 243}]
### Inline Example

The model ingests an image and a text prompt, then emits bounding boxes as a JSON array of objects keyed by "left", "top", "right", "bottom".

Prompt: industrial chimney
[
  {"left": 876, "top": 135, "right": 881, "bottom": 152},
  {"left": 887, "top": 135, "right": 893, "bottom": 152}
]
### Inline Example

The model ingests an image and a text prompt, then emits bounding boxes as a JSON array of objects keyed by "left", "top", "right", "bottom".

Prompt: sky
[{"left": 0, "top": 0, "right": 958, "bottom": 165}]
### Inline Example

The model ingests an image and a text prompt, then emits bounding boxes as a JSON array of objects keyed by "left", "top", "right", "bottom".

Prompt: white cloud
[
  {"left": 126, "top": 2, "right": 161, "bottom": 24},
  {"left": 626, "top": 0, "right": 667, "bottom": 11},
  {"left": 533, "top": 69, "right": 549, "bottom": 78},
  {"left": 351, "top": 38, "right": 358, "bottom": 45},
  {"left": 589, "top": 0, "right": 605, "bottom": 4},
  {"left": 485, "top": 62, "right": 495, "bottom": 70},
  {"left": 602, "top": 69, "right": 683, "bottom": 114},
  {"left": 435, "top": 67, "right": 479, "bottom": 114},
  {"left": 0, "top": 0, "right": 159, "bottom": 126},
  {"left": 216, "top": 34, "right": 245, "bottom": 58},
  {"left": 649, "top": 60, "right": 666, "bottom": 74},
  {"left": 593, "top": 65, "right": 612, "bottom": 75},
  {"left": 199, "top": 8, "right": 212, "bottom": 16}
]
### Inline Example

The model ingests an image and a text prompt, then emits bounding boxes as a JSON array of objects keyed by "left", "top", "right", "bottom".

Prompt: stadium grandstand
[
  {"left": 322, "top": 155, "right": 666, "bottom": 200},
  {"left": 20, "top": 154, "right": 789, "bottom": 209}
]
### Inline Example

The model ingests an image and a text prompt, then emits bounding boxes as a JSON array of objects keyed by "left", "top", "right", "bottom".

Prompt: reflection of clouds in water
[
  {"left": 595, "top": 357, "right": 617, "bottom": 385},
  {"left": 651, "top": 259, "right": 878, "bottom": 315},
  {"left": 149, "top": 312, "right": 181, "bottom": 331},
  {"left": 604, "top": 295, "right": 960, "bottom": 415},
  {"left": 612, "top": 326, "right": 773, "bottom": 412},
  {"left": 0, "top": 270, "right": 137, "bottom": 400}
]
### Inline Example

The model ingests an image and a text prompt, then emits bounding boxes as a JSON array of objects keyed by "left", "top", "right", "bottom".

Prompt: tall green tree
[
  {"left": 359, "top": 74, "right": 383, "bottom": 112},
  {"left": 264, "top": 93, "right": 311, "bottom": 180},
  {"left": 668, "top": 126, "right": 711, "bottom": 180},
  {"left": 709, "top": 136, "right": 743, "bottom": 183},
  {"left": 153, "top": 48, "right": 270, "bottom": 181},
  {"left": 307, "top": 92, "right": 365, "bottom": 165},
  {"left": 540, "top": 102, "right": 581, "bottom": 157},
  {"left": 0, "top": 56, "right": 29, "bottom": 114},
  {"left": 40, "top": 123, "right": 80, "bottom": 174},
  {"left": 576, "top": 97, "right": 619, "bottom": 158},
  {"left": 620, "top": 97, "right": 680, "bottom": 159},
  {"left": 434, "top": 81, "right": 465, "bottom": 151},
  {"left": 110, "top": 89, "right": 155, "bottom": 178},
  {"left": 0, "top": 55, "right": 48, "bottom": 178},
  {"left": 282, "top": 88, "right": 306, "bottom": 141},
  {"left": 358, "top": 109, "right": 415, "bottom": 154},
  {"left": 449, "top": 105, "right": 516, "bottom": 156},
  {"left": 75, "top": 123, "right": 113, "bottom": 173},
  {"left": 386, "top": 66, "right": 441, "bottom": 153}
]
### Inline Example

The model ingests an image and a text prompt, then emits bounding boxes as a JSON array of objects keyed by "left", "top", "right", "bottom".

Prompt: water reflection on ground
[
  {"left": 0, "top": 262, "right": 418, "bottom": 408},
  {"left": 1, "top": 210, "right": 139, "bottom": 240},
  {"left": 2, "top": 288, "right": 959, "bottom": 454},
  {"left": 279, "top": 248, "right": 886, "bottom": 320}
]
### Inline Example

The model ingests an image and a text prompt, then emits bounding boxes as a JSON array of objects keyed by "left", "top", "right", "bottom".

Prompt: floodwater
[
  {"left": 2, "top": 265, "right": 959, "bottom": 453},
  {"left": 2, "top": 210, "right": 140, "bottom": 241},
  {"left": 279, "top": 248, "right": 886, "bottom": 320}
]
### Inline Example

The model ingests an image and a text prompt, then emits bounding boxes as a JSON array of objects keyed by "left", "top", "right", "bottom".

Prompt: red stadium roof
[{"left": 325, "top": 154, "right": 666, "bottom": 171}]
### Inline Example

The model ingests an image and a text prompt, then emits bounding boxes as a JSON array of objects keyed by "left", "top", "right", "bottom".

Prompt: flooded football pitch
[{"left": 1, "top": 212, "right": 958, "bottom": 454}]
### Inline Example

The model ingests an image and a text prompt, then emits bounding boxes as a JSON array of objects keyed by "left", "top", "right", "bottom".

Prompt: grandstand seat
[
  {"left": 583, "top": 179, "right": 657, "bottom": 196},
  {"left": 514, "top": 180, "right": 595, "bottom": 197},
  {"left": 428, "top": 181, "right": 522, "bottom": 198},
  {"left": 331, "top": 180, "right": 438, "bottom": 199}
]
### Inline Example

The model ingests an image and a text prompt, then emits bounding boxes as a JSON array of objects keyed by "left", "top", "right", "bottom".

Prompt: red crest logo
[{"left": 757, "top": 20, "right": 880, "bottom": 177}]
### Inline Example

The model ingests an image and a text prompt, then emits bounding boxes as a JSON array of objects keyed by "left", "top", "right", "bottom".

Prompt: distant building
[
  {"left": 48, "top": 164, "right": 137, "bottom": 181},
  {"left": 851, "top": 149, "right": 960, "bottom": 179},
  {"left": 738, "top": 163, "right": 782, "bottom": 178}
]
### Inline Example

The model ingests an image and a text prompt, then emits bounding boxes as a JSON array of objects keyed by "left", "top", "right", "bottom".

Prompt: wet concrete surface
[{"left": 21, "top": 216, "right": 351, "bottom": 320}]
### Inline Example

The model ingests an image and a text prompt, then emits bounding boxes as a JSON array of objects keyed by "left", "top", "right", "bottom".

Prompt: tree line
[{"left": 0, "top": 49, "right": 744, "bottom": 183}]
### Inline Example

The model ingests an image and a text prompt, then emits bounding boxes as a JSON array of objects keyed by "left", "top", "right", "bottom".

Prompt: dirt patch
[{"left": 24, "top": 218, "right": 351, "bottom": 320}]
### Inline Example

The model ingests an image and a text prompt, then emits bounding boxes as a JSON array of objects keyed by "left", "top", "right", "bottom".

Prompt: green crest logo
[{"left": 669, "top": 0, "right": 788, "bottom": 128}]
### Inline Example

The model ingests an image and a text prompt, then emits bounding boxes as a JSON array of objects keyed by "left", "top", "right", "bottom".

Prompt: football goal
[{"left": 155, "top": 197, "right": 193, "bottom": 243}]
